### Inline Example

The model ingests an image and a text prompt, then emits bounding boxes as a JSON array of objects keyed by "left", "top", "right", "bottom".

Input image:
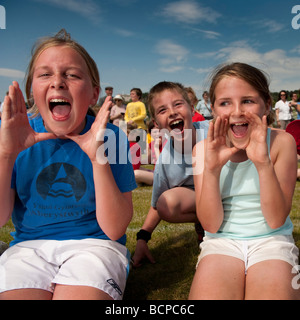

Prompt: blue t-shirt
[
  {"left": 10, "top": 115, "right": 137, "bottom": 246},
  {"left": 151, "top": 121, "right": 209, "bottom": 208}
]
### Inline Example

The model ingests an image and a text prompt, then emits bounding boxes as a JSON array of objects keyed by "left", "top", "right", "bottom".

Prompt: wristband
[{"left": 136, "top": 229, "right": 151, "bottom": 243}]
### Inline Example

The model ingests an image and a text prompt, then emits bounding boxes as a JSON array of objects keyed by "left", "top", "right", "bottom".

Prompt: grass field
[{"left": 1, "top": 176, "right": 299, "bottom": 300}]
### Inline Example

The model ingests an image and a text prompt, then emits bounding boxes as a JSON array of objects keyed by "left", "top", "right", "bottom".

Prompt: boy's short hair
[{"left": 148, "top": 81, "right": 191, "bottom": 119}]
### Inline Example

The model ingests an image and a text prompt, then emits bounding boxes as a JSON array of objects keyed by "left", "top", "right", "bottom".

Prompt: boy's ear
[
  {"left": 191, "top": 105, "right": 195, "bottom": 116},
  {"left": 153, "top": 119, "right": 159, "bottom": 128}
]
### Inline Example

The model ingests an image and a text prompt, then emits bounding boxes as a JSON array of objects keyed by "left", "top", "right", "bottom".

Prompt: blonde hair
[
  {"left": 26, "top": 29, "right": 100, "bottom": 115},
  {"left": 209, "top": 62, "right": 274, "bottom": 125}
]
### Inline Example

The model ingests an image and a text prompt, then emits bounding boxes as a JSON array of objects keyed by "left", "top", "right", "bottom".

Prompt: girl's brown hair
[
  {"left": 209, "top": 63, "right": 274, "bottom": 124},
  {"left": 26, "top": 29, "right": 100, "bottom": 115}
]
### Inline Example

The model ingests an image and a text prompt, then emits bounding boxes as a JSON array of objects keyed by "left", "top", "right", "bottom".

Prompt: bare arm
[
  {"left": 0, "top": 158, "right": 16, "bottom": 227},
  {"left": 0, "top": 82, "right": 55, "bottom": 227},
  {"left": 193, "top": 141, "right": 224, "bottom": 233},
  {"left": 66, "top": 96, "right": 134, "bottom": 240},
  {"left": 275, "top": 108, "right": 280, "bottom": 127},
  {"left": 193, "top": 117, "right": 238, "bottom": 233},
  {"left": 245, "top": 113, "right": 297, "bottom": 228},
  {"left": 246, "top": 114, "right": 297, "bottom": 228},
  {"left": 92, "top": 161, "right": 134, "bottom": 240},
  {"left": 132, "top": 206, "right": 160, "bottom": 267}
]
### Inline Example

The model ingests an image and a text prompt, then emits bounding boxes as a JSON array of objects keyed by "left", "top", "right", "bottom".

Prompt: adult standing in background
[
  {"left": 125, "top": 88, "right": 147, "bottom": 130},
  {"left": 290, "top": 92, "right": 300, "bottom": 120},
  {"left": 196, "top": 91, "right": 213, "bottom": 120},
  {"left": 125, "top": 88, "right": 147, "bottom": 155},
  {"left": 110, "top": 94, "right": 126, "bottom": 126},
  {"left": 275, "top": 90, "right": 292, "bottom": 129},
  {"left": 98, "top": 86, "right": 113, "bottom": 108}
]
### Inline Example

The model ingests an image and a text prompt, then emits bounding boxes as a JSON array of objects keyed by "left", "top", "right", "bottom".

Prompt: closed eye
[
  {"left": 174, "top": 100, "right": 185, "bottom": 107},
  {"left": 157, "top": 107, "right": 166, "bottom": 115},
  {"left": 39, "top": 73, "right": 51, "bottom": 78}
]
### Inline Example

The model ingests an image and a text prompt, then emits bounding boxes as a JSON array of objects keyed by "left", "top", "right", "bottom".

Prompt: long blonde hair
[{"left": 26, "top": 29, "right": 100, "bottom": 116}]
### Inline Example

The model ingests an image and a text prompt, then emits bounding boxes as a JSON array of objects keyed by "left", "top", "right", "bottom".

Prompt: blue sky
[{"left": 1, "top": 0, "right": 300, "bottom": 102}]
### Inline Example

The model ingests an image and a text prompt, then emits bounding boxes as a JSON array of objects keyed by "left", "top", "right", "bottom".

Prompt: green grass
[
  {"left": 124, "top": 185, "right": 198, "bottom": 300},
  {"left": 1, "top": 178, "right": 300, "bottom": 300}
]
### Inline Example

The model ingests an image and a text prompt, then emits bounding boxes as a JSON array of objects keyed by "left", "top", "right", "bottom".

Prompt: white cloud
[
  {"left": 194, "top": 51, "right": 217, "bottom": 59},
  {"left": 156, "top": 39, "right": 189, "bottom": 73},
  {"left": 187, "top": 27, "right": 221, "bottom": 39},
  {"left": 193, "top": 67, "right": 213, "bottom": 74},
  {"left": 32, "top": 0, "right": 101, "bottom": 25},
  {"left": 160, "top": 0, "right": 221, "bottom": 24},
  {"left": 252, "top": 19, "right": 285, "bottom": 33},
  {"left": 0, "top": 68, "right": 25, "bottom": 79},
  {"left": 160, "top": 66, "right": 184, "bottom": 73},
  {"left": 206, "top": 42, "right": 300, "bottom": 91},
  {"left": 216, "top": 46, "right": 262, "bottom": 64},
  {"left": 114, "top": 28, "right": 135, "bottom": 37},
  {"left": 156, "top": 39, "right": 189, "bottom": 63},
  {"left": 290, "top": 45, "right": 300, "bottom": 55}
]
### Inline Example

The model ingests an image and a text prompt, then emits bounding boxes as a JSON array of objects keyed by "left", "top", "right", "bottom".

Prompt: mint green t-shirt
[{"left": 206, "top": 128, "right": 294, "bottom": 240}]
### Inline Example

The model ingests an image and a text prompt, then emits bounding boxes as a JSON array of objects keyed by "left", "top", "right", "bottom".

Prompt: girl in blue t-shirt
[
  {"left": 190, "top": 63, "right": 299, "bottom": 300},
  {"left": 0, "top": 29, "right": 136, "bottom": 300}
]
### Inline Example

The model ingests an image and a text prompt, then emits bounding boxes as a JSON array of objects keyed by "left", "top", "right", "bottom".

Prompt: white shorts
[
  {"left": 0, "top": 239, "right": 130, "bottom": 300},
  {"left": 198, "top": 235, "right": 299, "bottom": 273}
]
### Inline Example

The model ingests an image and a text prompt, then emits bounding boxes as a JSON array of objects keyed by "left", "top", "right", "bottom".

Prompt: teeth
[
  {"left": 233, "top": 123, "right": 247, "bottom": 126},
  {"left": 50, "top": 99, "right": 69, "bottom": 103},
  {"left": 171, "top": 120, "right": 183, "bottom": 126}
]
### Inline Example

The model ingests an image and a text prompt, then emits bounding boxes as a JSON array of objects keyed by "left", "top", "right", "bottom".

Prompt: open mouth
[
  {"left": 170, "top": 120, "right": 184, "bottom": 133},
  {"left": 49, "top": 99, "right": 71, "bottom": 121},
  {"left": 230, "top": 123, "right": 249, "bottom": 137}
]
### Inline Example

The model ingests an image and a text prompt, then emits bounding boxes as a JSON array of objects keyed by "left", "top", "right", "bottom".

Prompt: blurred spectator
[
  {"left": 125, "top": 88, "right": 147, "bottom": 130},
  {"left": 110, "top": 94, "right": 126, "bottom": 126},
  {"left": 98, "top": 86, "right": 113, "bottom": 108},
  {"left": 290, "top": 92, "right": 300, "bottom": 120},
  {"left": 196, "top": 91, "right": 213, "bottom": 120},
  {"left": 185, "top": 87, "right": 205, "bottom": 122},
  {"left": 275, "top": 90, "right": 292, "bottom": 129}
]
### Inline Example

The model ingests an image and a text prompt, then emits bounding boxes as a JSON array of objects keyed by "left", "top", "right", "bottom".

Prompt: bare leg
[
  {"left": 0, "top": 289, "right": 52, "bottom": 300},
  {"left": 134, "top": 169, "right": 153, "bottom": 185},
  {"left": 189, "top": 255, "right": 245, "bottom": 300},
  {"left": 52, "top": 285, "right": 113, "bottom": 300},
  {"left": 156, "top": 187, "right": 197, "bottom": 223},
  {"left": 245, "top": 260, "right": 300, "bottom": 300}
]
